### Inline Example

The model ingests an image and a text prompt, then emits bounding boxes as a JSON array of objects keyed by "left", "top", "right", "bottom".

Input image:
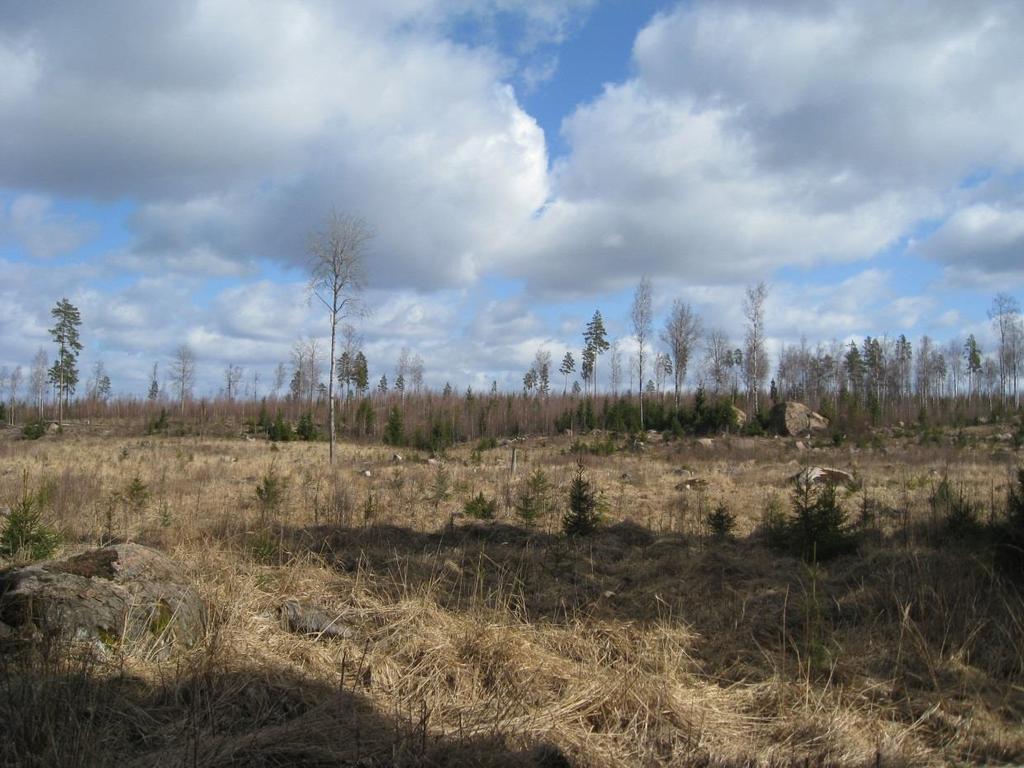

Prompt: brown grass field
[{"left": 1, "top": 423, "right": 1023, "bottom": 767}]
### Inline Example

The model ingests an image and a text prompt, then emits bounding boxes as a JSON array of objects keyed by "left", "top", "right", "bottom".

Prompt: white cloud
[
  {"left": 0, "top": 194, "right": 95, "bottom": 259},
  {"left": 0, "top": 0, "right": 552, "bottom": 288},
  {"left": 502, "top": 0, "right": 1024, "bottom": 292}
]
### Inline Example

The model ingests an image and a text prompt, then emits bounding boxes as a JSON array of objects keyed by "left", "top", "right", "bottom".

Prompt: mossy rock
[{"left": 0, "top": 543, "right": 206, "bottom": 655}]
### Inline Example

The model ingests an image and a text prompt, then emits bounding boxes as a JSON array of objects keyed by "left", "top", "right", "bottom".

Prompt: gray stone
[
  {"left": 770, "top": 401, "right": 830, "bottom": 436},
  {"left": 279, "top": 599, "right": 354, "bottom": 640},
  {"left": 0, "top": 544, "right": 206, "bottom": 653},
  {"left": 792, "top": 466, "right": 855, "bottom": 487}
]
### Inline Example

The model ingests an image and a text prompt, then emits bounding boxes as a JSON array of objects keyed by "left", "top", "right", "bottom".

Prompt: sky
[{"left": 1, "top": 0, "right": 1023, "bottom": 396}]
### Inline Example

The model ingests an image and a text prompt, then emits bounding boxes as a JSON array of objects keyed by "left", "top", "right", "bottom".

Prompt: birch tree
[
  {"left": 661, "top": 299, "right": 702, "bottom": 407},
  {"left": 743, "top": 282, "right": 769, "bottom": 413},
  {"left": 308, "top": 211, "right": 371, "bottom": 464},
  {"left": 630, "top": 277, "right": 653, "bottom": 428},
  {"left": 169, "top": 344, "right": 196, "bottom": 416}
]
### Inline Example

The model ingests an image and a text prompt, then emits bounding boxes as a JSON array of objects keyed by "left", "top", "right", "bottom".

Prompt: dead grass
[{"left": 1, "top": 427, "right": 1022, "bottom": 766}]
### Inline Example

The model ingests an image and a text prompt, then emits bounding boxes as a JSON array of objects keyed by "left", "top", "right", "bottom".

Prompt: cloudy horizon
[{"left": 2, "top": 0, "right": 1023, "bottom": 396}]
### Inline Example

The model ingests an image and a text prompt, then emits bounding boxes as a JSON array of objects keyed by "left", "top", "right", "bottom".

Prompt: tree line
[{"left": 2, "top": 211, "right": 1022, "bottom": 444}]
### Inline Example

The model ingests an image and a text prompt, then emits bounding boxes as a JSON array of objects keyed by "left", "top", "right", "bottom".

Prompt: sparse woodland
[{"left": 0, "top": 290, "right": 1023, "bottom": 767}]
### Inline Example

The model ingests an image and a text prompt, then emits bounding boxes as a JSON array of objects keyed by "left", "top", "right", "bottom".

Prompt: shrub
[
  {"left": 255, "top": 468, "right": 287, "bottom": 522},
  {"left": 774, "top": 476, "right": 856, "bottom": 562},
  {"left": 996, "top": 468, "right": 1024, "bottom": 577},
  {"left": 267, "top": 413, "right": 293, "bottom": 442},
  {"left": 930, "top": 476, "right": 982, "bottom": 540},
  {"left": 1, "top": 485, "right": 60, "bottom": 562},
  {"left": 515, "top": 468, "right": 550, "bottom": 528},
  {"left": 22, "top": 420, "right": 47, "bottom": 440},
  {"left": 145, "top": 408, "right": 169, "bottom": 435},
  {"left": 425, "top": 464, "right": 451, "bottom": 514},
  {"left": 463, "top": 492, "right": 497, "bottom": 520},
  {"left": 475, "top": 436, "right": 498, "bottom": 452},
  {"left": 760, "top": 492, "right": 788, "bottom": 549},
  {"left": 296, "top": 412, "right": 318, "bottom": 441},
  {"left": 707, "top": 503, "right": 736, "bottom": 540},
  {"left": 383, "top": 407, "right": 404, "bottom": 446},
  {"left": 563, "top": 460, "right": 601, "bottom": 536}
]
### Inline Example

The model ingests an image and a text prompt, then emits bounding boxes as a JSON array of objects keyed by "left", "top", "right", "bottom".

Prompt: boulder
[
  {"left": 0, "top": 544, "right": 205, "bottom": 652},
  {"left": 770, "top": 401, "right": 829, "bottom": 436},
  {"left": 280, "top": 599, "right": 354, "bottom": 640},
  {"left": 696, "top": 438, "right": 715, "bottom": 449},
  {"left": 792, "top": 466, "right": 856, "bottom": 487},
  {"left": 731, "top": 406, "right": 748, "bottom": 428},
  {"left": 674, "top": 477, "right": 709, "bottom": 491}
]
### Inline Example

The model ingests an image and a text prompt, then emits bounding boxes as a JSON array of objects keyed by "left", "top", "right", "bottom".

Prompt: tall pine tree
[
  {"left": 47, "top": 298, "right": 82, "bottom": 423},
  {"left": 583, "top": 310, "right": 609, "bottom": 396}
]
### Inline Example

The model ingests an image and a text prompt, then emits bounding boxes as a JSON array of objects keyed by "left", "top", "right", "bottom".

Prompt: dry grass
[{"left": 1, "top": 425, "right": 1023, "bottom": 766}]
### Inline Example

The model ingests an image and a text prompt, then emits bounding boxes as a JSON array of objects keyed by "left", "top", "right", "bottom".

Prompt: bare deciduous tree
[
  {"left": 169, "top": 344, "right": 196, "bottom": 415},
  {"left": 30, "top": 348, "right": 47, "bottom": 419},
  {"left": 661, "top": 300, "right": 702, "bottom": 407},
  {"left": 609, "top": 341, "right": 622, "bottom": 395},
  {"left": 631, "top": 277, "right": 653, "bottom": 428},
  {"left": 703, "top": 330, "right": 731, "bottom": 394},
  {"left": 743, "top": 282, "right": 769, "bottom": 413},
  {"left": 271, "top": 362, "right": 287, "bottom": 399},
  {"left": 224, "top": 364, "right": 243, "bottom": 401},
  {"left": 308, "top": 211, "right": 371, "bottom": 464}
]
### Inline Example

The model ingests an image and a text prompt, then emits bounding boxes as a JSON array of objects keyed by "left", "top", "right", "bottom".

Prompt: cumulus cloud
[
  {"left": 0, "top": 194, "right": 96, "bottom": 259},
  {"left": 914, "top": 197, "right": 1024, "bottom": 287},
  {"left": 504, "top": 0, "right": 1024, "bottom": 292},
  {"left": 1, "top": 1, "right": 1022, "bottom": 392},
  {"left": 0, "top": 0, "right": 552, "bottom": 287}
]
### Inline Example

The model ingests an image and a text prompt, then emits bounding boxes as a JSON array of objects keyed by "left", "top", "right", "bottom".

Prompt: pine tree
[
  {"left": 559, "top": 351, "right": 575, "bottom": 395},
  {"left": 353, "top": 351, "right": 369, "bottom": 394},
  {"left": 583, "top": 310, "right": 610, "bottom": 396},
  {"left": 47, "top": 297, "right": 82, "bottom": 423},
  {"left": 563, "top": 459, "right": 600, "bottom": 536},
  {"left": 147, "top": 363, "right": 160, "bottom": 401}
]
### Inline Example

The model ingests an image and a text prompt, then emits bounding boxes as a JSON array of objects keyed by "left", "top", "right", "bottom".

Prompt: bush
[
  {"left": 296, "top": 412, "right": 318, "bottom": 441},
  {"left": 267, "top": 413, "right": 293, "bottom": 442},
  {"left": 145, "top": 408, "right": 169, "bottom": 435},
  {"left": 930, "top": 476, "right": 982, "bottom": 540},
  {"left": 563, "top": 460, "right": 601, "bottom": 536},
  {"left": 383, "top": 407, "right": 404, "bottom": 446},
  {"left": 1, "top": 485, "right": 60, "bottom": 562},
  {"left": 707, "top": 503, "right": 736, "bottom": 540},
  {"left": 255, "top": 468, "right": 287, "bottom": 522},
  {"left": 22, "top": 420, "right": 47, "bottom": 440},
  {"left": 996, "top": 468, "right": 1024, "bottom": 577},
  {"left": 475, "top": 436, "right": 498, "bottom": 452},
  {"left": 463, "top": 492, "right": 497, "bottom": 520},
  {"left": 772, "top": 476, "right": 856, "bottom": 562},
  {"left": 515, "top": 468, "right": 550, "bottom": 528}
]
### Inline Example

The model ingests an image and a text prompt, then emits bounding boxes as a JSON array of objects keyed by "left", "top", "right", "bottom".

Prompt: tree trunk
[{"left": 328, "top": 315, "right": 337, "bottom": 465}]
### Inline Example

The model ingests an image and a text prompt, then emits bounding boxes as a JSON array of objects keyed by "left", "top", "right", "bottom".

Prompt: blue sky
[{"left": 1, "top": 0, "right": 1023, "bottom": 396}]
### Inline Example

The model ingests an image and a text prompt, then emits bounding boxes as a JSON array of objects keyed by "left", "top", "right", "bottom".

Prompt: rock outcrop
[
  {"left": 792, "top": 466, "right": 856, "bottom": 487},
  {"left": 0, "top": 543, "right": 205, "bottom": 652},
  {"left": 770, "top": 401, "right": 830, "bottom": 436}
]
